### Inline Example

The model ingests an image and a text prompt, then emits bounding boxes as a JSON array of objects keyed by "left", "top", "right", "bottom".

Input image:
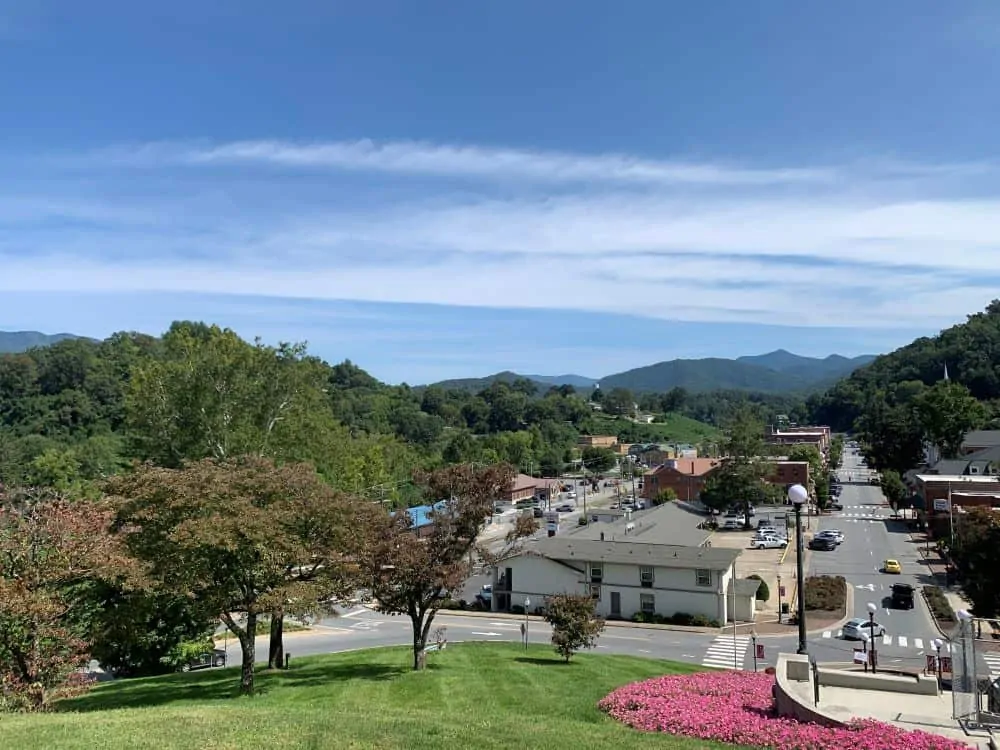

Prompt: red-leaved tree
[
  {"left": 0, "top": 486, "right": 138, "bottom": 710},
  {"left": 363, "top": 463, "right": 513, "bottom": 670}
]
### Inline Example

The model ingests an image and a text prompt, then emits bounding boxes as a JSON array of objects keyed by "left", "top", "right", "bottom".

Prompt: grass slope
[
  {"left": 0, "top": 644, "right": 746, "bottom": 750},
  {"left": 594, "top": 413, "right": 721, "bottom": 445}
]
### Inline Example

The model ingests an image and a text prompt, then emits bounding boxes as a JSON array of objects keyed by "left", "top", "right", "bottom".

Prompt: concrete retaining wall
[{"left": 816, "top": 667, "right": 939, "bottom": 695}]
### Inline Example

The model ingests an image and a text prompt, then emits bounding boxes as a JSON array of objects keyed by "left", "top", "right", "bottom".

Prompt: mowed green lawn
[{"left": 0, "top": 643, "right": 750, "bottom": 750}]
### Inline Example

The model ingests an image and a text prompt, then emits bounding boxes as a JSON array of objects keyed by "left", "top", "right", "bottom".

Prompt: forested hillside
[
  {"left": 0, "top": 321, "right": 807, "bottom": 493},
  {"left": 809, "top": 300, "right": 1000, "bottom": 473}
]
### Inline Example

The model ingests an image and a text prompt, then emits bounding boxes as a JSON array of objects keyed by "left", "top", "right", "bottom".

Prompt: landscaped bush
[
  {"left": 922, "top": 586, "right": 956, "bottom": 624},
  {"left": 747, "top": 573, "right": 769, "bottom": 602},
  {"left": 599, "top": 671, "right": 968, "bottom": 750},
  {"left": 630, "top": 612, "right": 721, "bottom": 628},
  {"left": 803, "top": 575, "right": 846, "bottom": 611}
]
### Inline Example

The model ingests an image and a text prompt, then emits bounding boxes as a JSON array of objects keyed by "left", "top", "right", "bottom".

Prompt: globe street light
[
  {"left": 867, "top": 602, "right": 879, "bottom": 672},
  {"left": 523, "top": 596, "right": 531, "bottom": 650},
  {"left": 787, "top": 483, "right": 809, "bottom": 655}
]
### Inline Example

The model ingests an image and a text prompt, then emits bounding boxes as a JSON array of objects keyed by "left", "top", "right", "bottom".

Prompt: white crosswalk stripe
[
  {"left": 982, "top": 652, "right": 1000, "bottom": 676},
  {"left": 701, "top": 635, "right": 751, "bottom": 670},
  {"left": 820, "top": 631, "right": 954, "bottom": 652}
]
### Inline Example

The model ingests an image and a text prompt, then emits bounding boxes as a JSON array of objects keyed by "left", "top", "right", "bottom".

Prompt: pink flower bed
[{"left": 598, "top": 671, "right": 970, "bottom": 750}]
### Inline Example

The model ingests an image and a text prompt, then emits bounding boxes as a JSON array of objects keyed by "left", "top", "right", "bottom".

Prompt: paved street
[{"left": 805, "top": 447, "right": 946, "bottom": 674}]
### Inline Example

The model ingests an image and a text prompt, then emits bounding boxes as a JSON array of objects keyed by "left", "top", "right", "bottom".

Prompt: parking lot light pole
[{"left": 788, "top": 484, "right": 809, "bottom": 655}]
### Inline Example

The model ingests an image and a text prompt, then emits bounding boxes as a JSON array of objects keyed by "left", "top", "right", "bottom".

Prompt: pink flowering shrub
[{"left": 598, "top": 671, "right": 970, "bottom": 750}]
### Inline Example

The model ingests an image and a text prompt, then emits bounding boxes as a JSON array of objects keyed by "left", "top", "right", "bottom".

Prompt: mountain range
[
  {"left": 428, "top": 350, "right": 877, "bottom": 394},
  {"left": 0, "top": 330, "right": 875, "bottom": 395},
  {"left": 0, "top": 330, "right": 83, "bottom": 354}
]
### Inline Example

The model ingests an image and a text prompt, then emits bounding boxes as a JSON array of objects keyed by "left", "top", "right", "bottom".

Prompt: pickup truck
[{"left": 751, "top": 535, "right": 788, "bottom": 550}]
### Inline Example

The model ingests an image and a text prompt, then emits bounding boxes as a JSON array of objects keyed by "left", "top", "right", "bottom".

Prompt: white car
[
  {"left": 751, "top": 535, "right": 788, "bottom": 550},
  {"left": 842, "top": 617, "right": 885, "bottom": 639}
]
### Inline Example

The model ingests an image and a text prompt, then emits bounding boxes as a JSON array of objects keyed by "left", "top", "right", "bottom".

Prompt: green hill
[
  {"left": 1, "top": 644, "right": 720, "bottom": 750},
  {"left": 0, "top": 330, "right": 84, "bottom": 353}
]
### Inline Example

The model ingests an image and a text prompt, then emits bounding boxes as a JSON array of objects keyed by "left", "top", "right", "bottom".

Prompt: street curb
[{"left": 437, "top": 608, "right": 719, "bottom": 635}]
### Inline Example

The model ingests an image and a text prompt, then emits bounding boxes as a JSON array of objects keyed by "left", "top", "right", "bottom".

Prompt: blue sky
[{"left": 2, "top": 2, "right": 999, "bottom": 384}]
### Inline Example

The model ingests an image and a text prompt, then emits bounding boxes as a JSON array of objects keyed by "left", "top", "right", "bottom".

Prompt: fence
[{"left": 952, "top": 615, "right": 1000, "bottom": 729}]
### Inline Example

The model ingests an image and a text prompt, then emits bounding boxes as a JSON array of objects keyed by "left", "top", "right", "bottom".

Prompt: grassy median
[{"left": 0, "top": 643, "right": 750, "bottom": 750}]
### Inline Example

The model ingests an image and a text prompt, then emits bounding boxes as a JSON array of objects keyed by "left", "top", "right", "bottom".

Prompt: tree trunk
[
  {"left": 267, "top": 611, "right": 284, "bottom": 669},
  {"left": 239, "top": 612, "right": 257, "bottom": 696},
  {"left": 411, "top": 613, "right": 427, "bottom": 671}
]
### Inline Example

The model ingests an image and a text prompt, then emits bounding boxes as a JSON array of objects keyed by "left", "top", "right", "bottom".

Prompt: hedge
[
  {"left": 746, "top": 574, "right": 769, "bottom": 602},
  {"left": 804, "top": 575, "right": 846, "bottom": 611},
  {"left": 923, "top": 585, "right": 956, "bottom": 625}
]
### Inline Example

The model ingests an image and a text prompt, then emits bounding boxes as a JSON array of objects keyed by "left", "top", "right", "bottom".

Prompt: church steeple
[{"left": 943, "top": 362, "right": 950, "bottom": 381}]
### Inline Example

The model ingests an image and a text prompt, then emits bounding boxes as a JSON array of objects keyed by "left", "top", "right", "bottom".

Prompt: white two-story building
[{"left": 502, "top": 536, "right": 757, "bottom": 624}]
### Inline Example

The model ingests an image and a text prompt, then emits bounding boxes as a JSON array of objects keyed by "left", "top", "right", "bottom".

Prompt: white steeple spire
[{"left": 943, "top": 362, "right": 950, "bottom": 381}]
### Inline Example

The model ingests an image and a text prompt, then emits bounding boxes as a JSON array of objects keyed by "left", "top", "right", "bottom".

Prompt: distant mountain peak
[{"left": 0, "top": 330, "right": 84, "bottom": 354}]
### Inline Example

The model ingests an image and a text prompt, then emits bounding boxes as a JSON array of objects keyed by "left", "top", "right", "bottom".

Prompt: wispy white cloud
[
  {"left": 82, "top": 139, "right": 840, "bottom": 187},
  {"left": 5, "top": 137, "right": 1000, "bottom": 336}
]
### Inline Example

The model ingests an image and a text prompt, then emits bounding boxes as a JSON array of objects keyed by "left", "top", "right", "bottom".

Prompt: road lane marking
[
  {"left": 341, "top": 608, "right": 368, "bottom": 618},
  {"left": 913, "top": 638, "right": 923, "bottom": 649},
  {"left": 471, "top": 632, "right": 503, "bottom": 637},
  {"left": 883, "top": 634, "right": 892, "bottom": 646},
  {"left": 898, "top": 636, "right": 908, "bottom": 647}
]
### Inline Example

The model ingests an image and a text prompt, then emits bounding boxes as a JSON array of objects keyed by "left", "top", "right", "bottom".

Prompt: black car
[
  {"left": 829, "top": 502, "right": 843, "bottom": 511},
  {"left": 809, "top": 537, "right": 836, "bottom": 551},
  {"left": 890, "top": 583, "right": 914, "bottom": 609},
  {"left": 182, "top": 648, "right": 227, "bottom": 672}
]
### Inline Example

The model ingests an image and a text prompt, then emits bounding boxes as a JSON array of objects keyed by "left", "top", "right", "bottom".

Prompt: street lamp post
[
  {"left": 931, "top": 638, "right": 943, "bottom": 688},
  {"left": 867, "top": 602, "right": 878, "bottom": 672},
  {"left": 523, "top": 596, "right": 531, "bottom": 650},
  {"left": 776, "top": 573, "right": 783, "bottom": 624},
  {"left": 787, "top": 484, "right": 809, "bottom": 655}
]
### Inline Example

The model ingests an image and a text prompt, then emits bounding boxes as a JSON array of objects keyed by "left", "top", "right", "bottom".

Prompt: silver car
[{"left": 842, "top": 617, "right": 886, "bottom": 639}]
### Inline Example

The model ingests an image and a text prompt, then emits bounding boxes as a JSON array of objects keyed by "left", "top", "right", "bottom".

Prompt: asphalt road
[{"left": 805, "top": 447, "right": 946, "bottom": 673}]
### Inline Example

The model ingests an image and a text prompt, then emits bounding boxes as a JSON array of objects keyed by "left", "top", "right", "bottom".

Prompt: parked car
[
  {"left": 722, "top": 518, "right": 741, "bottom": 530},
  {"left": 751, "top": 535, "right": 788, "bottom": 550},
  {"left": 555, "top": 504, "right": 574, "bottom": 513},
  {"left": 842, "top": 617, "right": 886, "bottom": 639},
  {"left": 808, "top": 536, "right": 836, "bottom": 551},
  {"left": 532, "top": 507, "right": 544, "bottom": 518},
  {"left": 816, "top": 530, "right": 844, "bottom": 545},
  {"left": 182, "top": 648, "right": 227, "bottom": 672},
  {"left": 890, "top": 583, "right": 914, "bottom": 609},
  {"left": 566, "top": 491, "right": 577, "bottom": 500}
]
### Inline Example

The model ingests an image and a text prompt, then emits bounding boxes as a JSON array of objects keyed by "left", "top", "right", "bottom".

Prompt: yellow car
[{"left": 883, "top": 559, "right": 902, "bottom": 574}]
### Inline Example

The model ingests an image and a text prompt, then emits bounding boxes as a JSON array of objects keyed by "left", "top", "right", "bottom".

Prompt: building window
[
  {"left": 695, "top": 569, "right": 712, "bottom": 587},
  {"left": 640, "top": 566, "right": 654, "bottom": 588},
  {"left": 589, "top": 583, "right": 601, "bottom": 600},
  {"left": 640, "top": 593, "right": 655, "bottom": 614},
  {"left": 590, "top": 564, "right": 603, "bottom": 583}
]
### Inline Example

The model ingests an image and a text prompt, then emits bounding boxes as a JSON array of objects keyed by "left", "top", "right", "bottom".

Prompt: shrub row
[
  {"left": 631, "top": 611, "right": 721, "bottom": 628},
  {"left": 922, "top": 586, "right": 956, "bottom": 624},
  {"left": 803, "top": 575, "right": 846, "bottom": 612}
]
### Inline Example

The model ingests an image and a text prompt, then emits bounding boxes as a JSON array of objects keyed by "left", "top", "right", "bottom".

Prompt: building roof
[
  {"left": 915, "top": 474, "right": 1000, "bottom": 484},
  {"left": 531, "top": 536, "right": 740, "bottom": 570},
  {"left": 728, "top": 578, "right": 762, "bottom": 597},
  {"left": 509, "top": 473, "right": 541, "bottom": 492},
  {"left": 568, "top": 502, "right": 711, "bottom": 547},
  {"left": 962, "top": 431, "right": 1000, "bottom": 449},
  {"left": 652, "top": 458, "right": 720, "bottom": 477},
  {"left": 399, "top": 500, "right": 447, "bottom": 529}
]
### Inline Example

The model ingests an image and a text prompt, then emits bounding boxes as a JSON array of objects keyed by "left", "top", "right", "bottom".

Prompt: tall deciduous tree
[
  {"left": 125, "top": 322, "right": 373, "bottom": 667},
  {"left": 951, "top": 507, "right": 1000, "bottom": 618},
  {"left": 878, "top": 469, "right": 909, "bottom": 511},
  {"left": 0, "top": 487, "right": 137, "bottom": 710},
  {"left": 705, "top": 406, "right": 771, "bottom": 526},
  {"left": 363, "top": 463, "right": 514, "bottom": 670},
  {"left": 915, "top": 381, "right": 987, "bottom": 459},
  {"left": 107, "top": 458, "right": 370, "bottom": 695}
]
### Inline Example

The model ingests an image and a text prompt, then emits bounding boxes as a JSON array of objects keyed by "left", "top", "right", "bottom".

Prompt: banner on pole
[
  {"left": 925, "top": 654, "right": 937, "bottom": 673},
  {"left": 755, "top": 643, "right": 765, "bottom": 660},
  {"left": 940, "top": 656, "right": 953, "bottom": 674},
  {"left": 853, "top": 651, "right": 866, "bottom": 665}
]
